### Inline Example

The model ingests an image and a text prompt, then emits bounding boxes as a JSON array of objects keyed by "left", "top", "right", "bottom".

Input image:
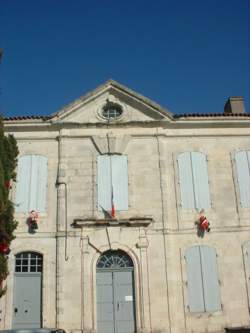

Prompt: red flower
[
  {"left": 199, "top": 215, "right": 210, "bottom": 231},
  {"left": 0, "top": 243, "right": 10, "bottom": 254},
  {"left": 29, "top": 210, "right": 39, "bottom": 221},
  {"left": 4, "top": 180, "right": 12, "bottom": 189}
]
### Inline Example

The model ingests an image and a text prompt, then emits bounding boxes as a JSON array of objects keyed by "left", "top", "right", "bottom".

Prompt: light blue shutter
[
  {"left": 16, "top": 155, "right": 48, "bottom": 213},
  {"left": 178, "top": 153, "right": 195, "bottom": 208},
  {"left": 111, "top": 155, "right": 128, "bottom": 211},
  {"left": 34, "top": 156, "right": 47, "bottom": 212},
  {"left": 186, "top": 246, "right": 205, "bottom": 312},
  {"left": 235, "top": 151, "right": 250, "bottom": 208},
  {"left": 16, "top": 155, "right": 32, "bottom": 212},
  {"left": 28, "top": 155, "right": 47, "bottom": 212},
  {"left": 29, "top": 155, "right": 39, "bottom": 211},
  {"left": 191, "top": 152, "right": 211, "bottom": 209},
  {"left": 200, "top": 246, "right": 221, "bottom": 312},
  {"left": 98, "top": 155, "right": 112, "bottom": 211}
]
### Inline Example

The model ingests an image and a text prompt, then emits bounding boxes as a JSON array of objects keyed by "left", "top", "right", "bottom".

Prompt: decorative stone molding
[
  {"left": 71, "top": 217, "right": 153, "bottom": 228},
  {"left": 81, "top": 236, "right": 89, "bottom": 254},
  {"left": 136, "top": 229, "right": 149, "bottom": 249},
  {"left": 91, "top": 134, "right": 131, "bottom": 154}
]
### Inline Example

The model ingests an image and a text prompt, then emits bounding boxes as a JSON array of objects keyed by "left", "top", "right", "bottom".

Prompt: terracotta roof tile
[
  {"left": 174, "top": 113, "right": 250, "bottom": 118},
  {"left": 4, "top": 115, "right": 51, "bottom": 121},
  {"left": 4, "top": 113, "right": 250, "bottom": 121}
]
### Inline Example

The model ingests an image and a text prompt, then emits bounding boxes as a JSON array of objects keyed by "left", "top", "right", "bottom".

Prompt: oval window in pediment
[{"left": 102, "top": 100, "right": 123, "bottom": 120}]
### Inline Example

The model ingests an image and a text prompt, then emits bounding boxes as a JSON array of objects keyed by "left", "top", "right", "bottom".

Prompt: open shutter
[
  {"left": 186, "top": 246, "right": 205, "bottom": 312},
  {"left": 111, "top": 155, "right": 128, "bottom": 211},
  {"left": 200, "top": 246, "right": 221, "bottom": 312},
  {"left": 98, "top": 155, "right": 112, "bottom": 211},
  {"left": 235, "top": 151, "right": 250, "bottom": 208},
  {"left": 178, "top": 153, "right": 195, "bottom": 208},
  {"left": 16, "top": 155, "right": 32, "bottom": 212},
  {"left": 191, "top": 152, "right": 211, "bottom": 209}
]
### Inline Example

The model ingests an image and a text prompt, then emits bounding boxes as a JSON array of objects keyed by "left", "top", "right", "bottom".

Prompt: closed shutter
[
  {"left": 34, "top": 156, "right": 47, "bottom": 212},
  {"left": 98, "top": 155, "right": 112, "bottom": 211},
  {"left": 235, "top": 151, "right": 250, "bottom": 208},
  {"left": 111, "top": 155, "right": 128, "bottom": 211},
  {"left": 185, "top": 246, "right": 205, "bottom": 312},
  {"left": 29, "top": 155, "right": 39, "bottom": 211},
  {"left": 16, "top": 155, "right": 47, "bottom": 213},
  {"left": 200, "top": 246, "right": 221, "bottom": 312},
  {"left": 178, "top": 152, "right": 210, "bottom": 209},
  {"left": 191, "top": 152, "right": 211, "bottom": 209},
  {"left": 98, "top": 155, "right": 129, "bottom": 212},
  {"left": 178, "top": 153, "right": 195, "bottom": 208},
  {"left": 16, "top": 155, "right": 32, "bottom": 212}
]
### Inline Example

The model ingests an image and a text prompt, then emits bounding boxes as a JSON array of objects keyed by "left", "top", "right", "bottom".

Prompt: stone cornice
[
  {"left": 4, "top": 117, "right": 250, "bottom": 134},
  {"left": 71, "top": 217, "right": 153, "bottom": 228}
]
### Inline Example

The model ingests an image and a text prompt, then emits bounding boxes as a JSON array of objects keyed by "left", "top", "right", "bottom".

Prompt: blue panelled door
[
  {"left": 96, "top": 251, "right": 136, "bottom": 333},
  {"left": 12, "top": 252, "right": 43, "bottom": 329}
]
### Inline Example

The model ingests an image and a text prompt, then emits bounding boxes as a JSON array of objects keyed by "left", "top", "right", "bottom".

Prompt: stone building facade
[{"left": 1, "top": 80, "right": 250, "bottom": 333}]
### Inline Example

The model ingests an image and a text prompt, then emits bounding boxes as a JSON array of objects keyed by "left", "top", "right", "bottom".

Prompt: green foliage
[
  {"left": 2, "top": 201, "right": 18, "bottom": 241},
  {"left": 0, "top": 116, "right": 19, "bottom": 297},
  {"left": 0, "top": 254, "right": 8, "bottom": 297},
  {"left": 0, "top": 255, "right": 8, "bottom": 281}
]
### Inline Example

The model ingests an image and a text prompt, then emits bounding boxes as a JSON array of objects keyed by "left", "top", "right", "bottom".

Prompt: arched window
[
  {"left": 98, "top": 155, "right": 128, "bottom": 212},
  {"left": 15, "top": 252, "right": 43, "bottom": 273},
  {"left": 16, "top": 155, "right": 48, "bottom": 212},
  {"left": 177, "top": 152, "right": 211, "bottom": 209},
  {"left": 185, "top": 245, "right": 221, "bottom": 312},
  {"left": 97, "top": 250, "right": 133, "bottom": 269},
  {"left": 235, "top": 151, "right": 250, "bottom": 208}
]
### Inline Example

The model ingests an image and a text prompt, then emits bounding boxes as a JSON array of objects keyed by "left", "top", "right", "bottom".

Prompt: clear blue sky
[{"left": 1, "top": 0, "right": 249, "bottom": 117}]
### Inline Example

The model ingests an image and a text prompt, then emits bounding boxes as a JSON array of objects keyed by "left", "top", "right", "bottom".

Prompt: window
[
  {"left": 177, "top": 152, "right": 211, "bottom": 209},
  {"left": 102, "top": 107, "right": 122, "bottom": 119},
  {"left": 97, "top": 250, "right": 133, "bottom": 269},
  {"left": 16, "top": 155, "right": 48, "bottom": 213},
  {"left": 102, "top": 101, "right": 123, "bottom": 120},
  {"left": 235, "top": 151, "right": 250, "bottom": 208},
  {"left": 15, "top": 252, "right": 43, "bottom": 273},
  {"left": 185, "top": 245, "right": 221, "bottom": 313},
  {"left": 98, "top": 155, "right": 128, "bottom": 212}
]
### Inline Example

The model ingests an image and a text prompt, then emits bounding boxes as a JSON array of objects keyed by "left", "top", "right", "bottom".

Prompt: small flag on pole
[{"left": 111, "top": 186, "right": 115, "bottom": 218}]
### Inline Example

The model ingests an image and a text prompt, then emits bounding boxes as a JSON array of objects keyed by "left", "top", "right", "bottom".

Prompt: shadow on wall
[{"left": 225, "top": 327, "right": 250, "bottom": 333}]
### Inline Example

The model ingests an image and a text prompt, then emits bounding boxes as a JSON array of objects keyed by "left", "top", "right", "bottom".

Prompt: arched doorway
[
  {"left": 96, "top": 250, "right": 136, "bottom": 333},
  {"left": 12, "top": 252, "right": 43, "bottom": 329}
]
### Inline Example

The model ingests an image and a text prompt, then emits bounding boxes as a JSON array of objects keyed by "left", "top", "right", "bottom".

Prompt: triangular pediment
[{"left": 51, "top": 80, "right": 173, "bottom": 124}]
